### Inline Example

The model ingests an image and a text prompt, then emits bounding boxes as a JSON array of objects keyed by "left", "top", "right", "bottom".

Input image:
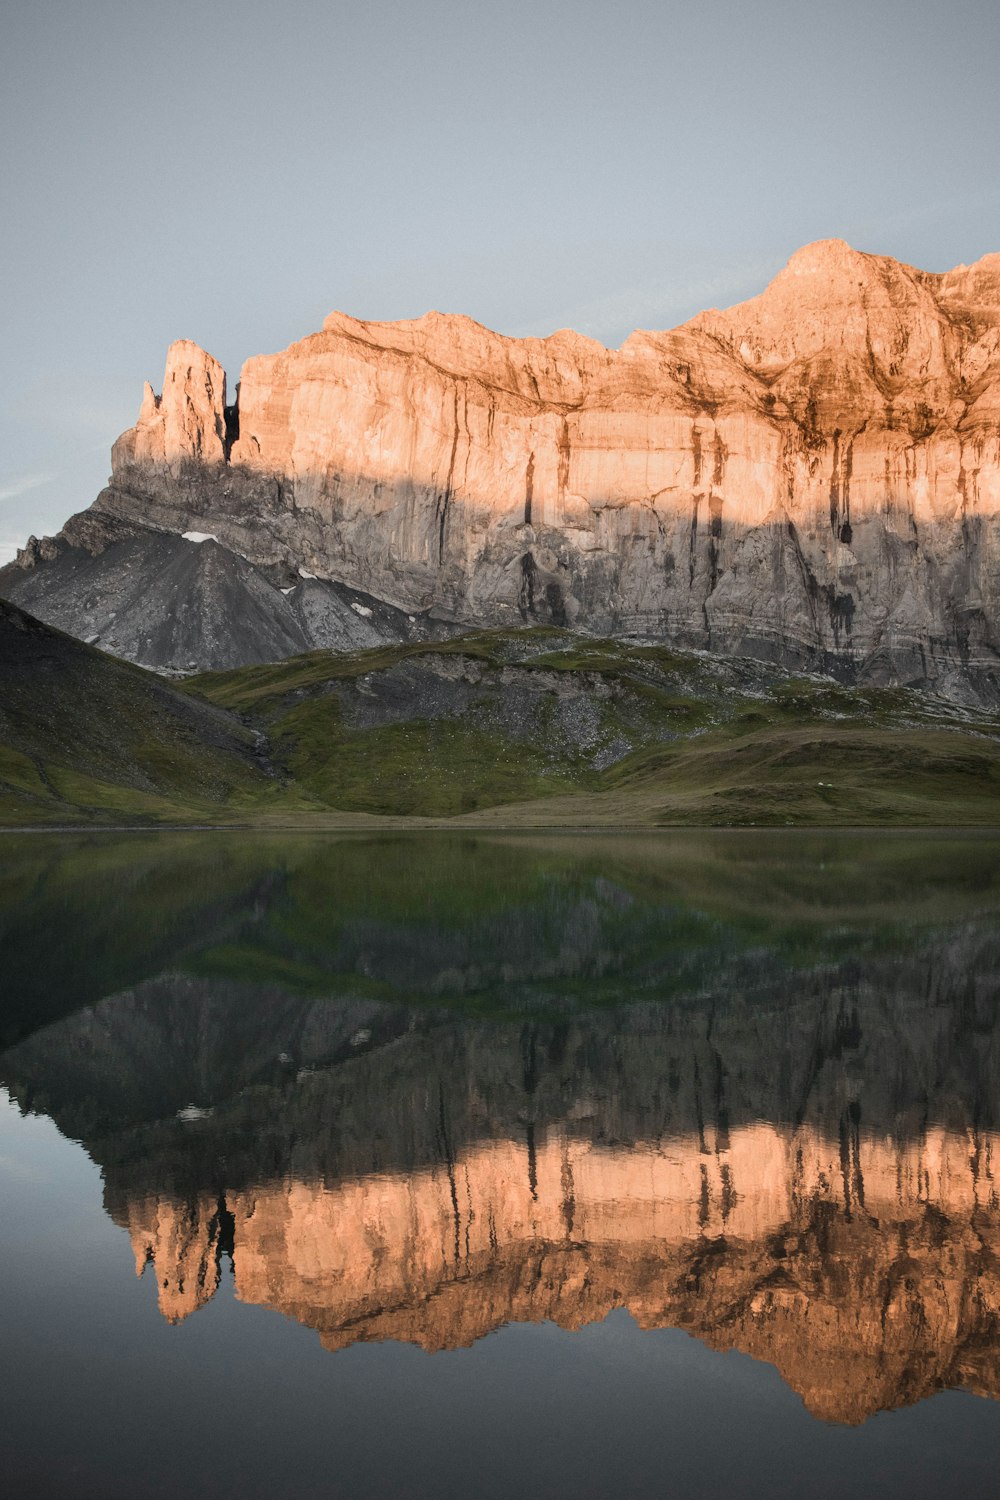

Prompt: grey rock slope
[{"left": 0, "top": 510, "right": 451, "bottom": 671}]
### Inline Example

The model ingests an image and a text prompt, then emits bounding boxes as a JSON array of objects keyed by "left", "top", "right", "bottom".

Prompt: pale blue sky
[{"left": 2, "top": 0, "right": 999, "bottom": 560}]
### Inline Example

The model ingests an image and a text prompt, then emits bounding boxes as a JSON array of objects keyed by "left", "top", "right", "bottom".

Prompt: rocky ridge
[{"left": 3, "top": 240, "right": 1000, "bottom": 694}]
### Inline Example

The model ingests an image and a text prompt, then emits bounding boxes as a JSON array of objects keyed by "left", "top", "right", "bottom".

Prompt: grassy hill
[
  {"left": 0, "top": 598, "right": 273, "bottom": 824},
  {"left": 185, "top": 628, "right": 1000, "bottom": 826},
  {"left": 1, "top": 605, "right": 999, "bottom": 826}
]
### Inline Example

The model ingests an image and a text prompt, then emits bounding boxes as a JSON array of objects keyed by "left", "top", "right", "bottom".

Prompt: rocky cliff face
[{"left": 4, "top": 240, "right": 1000, "bottom": 692}]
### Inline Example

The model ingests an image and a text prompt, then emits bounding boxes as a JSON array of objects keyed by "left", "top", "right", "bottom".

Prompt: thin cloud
[
  {"left": 846, "top": 188, "right": 1000, "bottom": 263},
  {"left": 534, "top": 255, "right": 786, "bottom": 348},
  {"left": 0, "top": 470, "right": 55, "bottom": 504}
]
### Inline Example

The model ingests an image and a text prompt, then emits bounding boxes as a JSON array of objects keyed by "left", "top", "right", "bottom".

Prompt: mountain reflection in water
[{"left": 2, "top": 831, "right": 1000, "bottom": 1430}]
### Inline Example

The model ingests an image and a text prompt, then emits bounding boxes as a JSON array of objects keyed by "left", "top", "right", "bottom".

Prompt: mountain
[
  {"left": 4, "top": 240, "right": 1000, "bottom": 696},
  {"left": 0, "top": 596, "right": 270, "bottom": 823}
]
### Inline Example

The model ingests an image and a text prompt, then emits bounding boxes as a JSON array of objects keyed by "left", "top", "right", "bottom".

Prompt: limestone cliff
[{"left": 4, "top": 240, "right": 1000, "bottom": 693}]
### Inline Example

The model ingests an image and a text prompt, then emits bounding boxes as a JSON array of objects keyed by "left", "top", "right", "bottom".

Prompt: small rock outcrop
[{"left": 4, "top": 240, "right": 1000, "bottom": 691}]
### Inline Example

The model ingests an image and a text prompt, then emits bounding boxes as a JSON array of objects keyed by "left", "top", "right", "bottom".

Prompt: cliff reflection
[
  {"left": 2, "top": 832, "right": 1000, "bottom": 1427},
  {"left": 118, "top": 1118, "right": 1000, "bottom": 1426}
]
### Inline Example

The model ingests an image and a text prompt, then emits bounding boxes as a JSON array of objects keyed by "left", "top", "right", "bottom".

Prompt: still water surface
[{"left": 2, "top": 830, "right": 1000, "bottom": 1498}]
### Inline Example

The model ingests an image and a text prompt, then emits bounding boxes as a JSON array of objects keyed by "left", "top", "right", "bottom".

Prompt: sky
[{"left": 2, "top": 0, "right": 999, "bottom": 561}]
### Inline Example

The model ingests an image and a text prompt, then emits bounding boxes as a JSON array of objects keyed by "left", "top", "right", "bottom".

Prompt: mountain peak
[
  {"left": 783, "top": 236, "right": 864, "bottom": 271},
  {"left": 686, "top": 237, "right": 952, "bottom": 379}
]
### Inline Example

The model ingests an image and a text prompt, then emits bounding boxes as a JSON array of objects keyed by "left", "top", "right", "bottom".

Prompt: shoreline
[{"left": 2, "top": 822, "right": 999, "bottom": 836}]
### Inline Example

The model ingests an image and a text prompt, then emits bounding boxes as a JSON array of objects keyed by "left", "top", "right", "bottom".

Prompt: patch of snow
[
  {"left": 298, "top": 566, "right": 317, "bottom": 579},
  {"left": 177, "top": 1104, "right": 213, "bottom": 1122},
  {"left": 351, "top": 601, "right": 373, "bottom": 618},
  {"left": 280, "top": 586, "right": 296, "bottom": 595},
  {"left": 182, "top": 531, "right": 218, "bottom": 544}
]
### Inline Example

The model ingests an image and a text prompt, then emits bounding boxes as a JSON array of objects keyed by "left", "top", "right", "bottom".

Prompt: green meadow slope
[
  {"left": 1, "top": 603, "right": 999, "bottom": 825},
  {"left": 186, "top": 628, "right": 1000, "bottom": 827}
]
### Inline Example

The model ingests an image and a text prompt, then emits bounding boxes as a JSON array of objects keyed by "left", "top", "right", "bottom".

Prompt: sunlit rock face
[
  {"left": 6, "top": 241, "right": 1000, "bottom": 692},
  {"left": 116, "top": 341, "right": 228, "bottom": 473}
]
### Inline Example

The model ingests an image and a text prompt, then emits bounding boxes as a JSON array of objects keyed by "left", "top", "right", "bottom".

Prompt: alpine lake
[{"left": 3, "top": 829, "right": 1000, "bottom": 1498}]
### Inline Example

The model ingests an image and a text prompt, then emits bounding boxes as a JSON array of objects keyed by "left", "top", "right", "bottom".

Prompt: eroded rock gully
[{"left": 4, "top": 239, "right": 1000, "bottom": 692}]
